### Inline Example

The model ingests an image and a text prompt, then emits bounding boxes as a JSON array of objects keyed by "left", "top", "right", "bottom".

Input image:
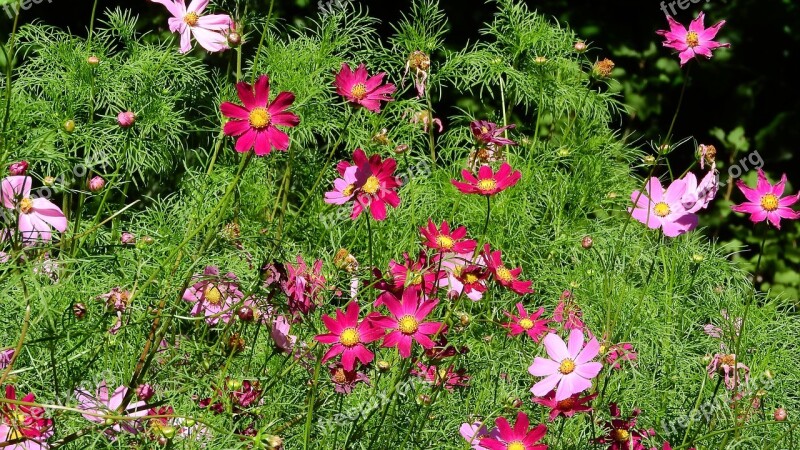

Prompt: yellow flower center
[
  {"left": 437, "top": 367, "right": 449, "bottom": 381},
  {"left": 611, "top": 428, "right": 630, "bottom": 442},
  {"left": 654, "top": 202, "right": 671, "bottom": 217},
  {"left": 464, "top": 273, "right": 479, "bottom": 284},
  {"left": 362, "top": 176, "right": 380, "bottom": 195},
  {"left": 495, "top": 266, "right": 513, "bottom": 283},
  {"left": 761, "top": 194, "right": 779, "bottom": 212},
  {"left": 342, "top": 184, "right": 355, "bottom": 196},
  {"left": 340, "top": 328, "right": 360, "bottom": 347},
  {"left": 721, "top": 354, "right": 736, "bottom": 366},
  {"left": 557, "top": 397, "right": 576, "bottom": 409},
  {"left": 518, "top": 318, "right": 534, "bottom": 330},
  {"left": 18, "top": 197, "right": 33, "bottom": 214},
  {"left": 480, "top": 126, "right": 489, "bottom": 134},
  {"left": 351, "top": 83, "right": 368, "bottom": 100},
  {"left": 452, "top": 265, "right": 464, "bottom": 277},
  {"left": 398, "top": 315, "right": 419, "bottom": 334},
  {"left": 477, "top": 179, "right": 497, "bottom": 193},
  {"left": 507, "top": 442, "right": 526, "bottom": 450},
  {"left": 435, "top": 235, "right": 454, "bottom": 249},
  {"left": 332, "top": 368, "right": 347, "bottom": 384},
  {"left": 248, "top": 107, "right": 271, "bottom": 129},
  {"left": 559, "top": 359, "right": 576, "bottom": 374},
  {"left": 203, "top": 285, "right": 223, "bottom": 305},
  {"left": 686, "top": 31, "right": 700, "bottom": 48},
  {"left": 184, "top": 12, "right": 199, "bottom": 26}
]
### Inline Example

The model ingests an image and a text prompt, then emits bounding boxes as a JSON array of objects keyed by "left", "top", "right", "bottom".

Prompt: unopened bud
[
  {"left": 774, "top": 408, "right": 788, "bottom": 422},
  {"left": 226, "top": 31, "right": 242, "bottom": 47},
  {"left": 8, "top": 161, "right": 28, "bottom": 176},
  {"left": 581, "top": 236, "right": 593, "bottom": 249},
  {"left": 574, "top": 41, "right": 587, "bottom": 52},
  {"left": 63, "top": 119, "right": 76, "bottom": 133},
  {"left": 87, "top": 55, "right": 100, "bottom": 65},
  {"left": 117, "top": 111, "right": 136, "bottom": 128},
  {"left": 73, "top": 303, "right": 87, "bottom": 320},
  {"left": 88, "top": 176, "right": 105, "bottom": 192}
]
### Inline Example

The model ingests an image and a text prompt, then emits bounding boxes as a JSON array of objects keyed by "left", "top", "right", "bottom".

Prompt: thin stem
[
  {"left": 250, "top": 0, "right": 276, "bottom": 83},
  {"left": 482, "top": 195, "right": 491, "bottom": 239},
  {"left": 366, "top": 213, "right": 373, "bottom": 270},
  {"left": 0, "top": 0, "right": 23, "bottom": 157}
]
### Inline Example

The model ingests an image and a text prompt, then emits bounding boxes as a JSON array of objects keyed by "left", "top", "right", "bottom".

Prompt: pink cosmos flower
[
  {"left": 419, "top": 219, "right": 477, "bottom": 254},
  {"left": 482, "top": 244, "right": 534, "bottom": 295},
  {"left": 440, "top": 252, "right": 488, "bottom": 301},
  {"left": 182, "top": 266, "right": 243, "bottom": 325},
  {"left": 324, "top": 165, "right": 359, "bottom": 206},
  {"left": 529, "top": 329, "right": 602, "bottom": 401},
  {"left": 479, "top": 411, "right": 547, "bottom": 450},
  {"left": 198, "top": 379, "right": 262, "bottom": 414},
  {"left": 328, "top": 363, "right": 370, "bottom": 394},
  {"left": 594, "top": 404, "right": 654, "bottom": 450},
  {"left": 1, "top": 176, "right": 67, "bottom": 244},
  {"left": 74, "top": 381, "right": 148, "bottom": 435},
  {"left": 0, "top": 349, "right": 14, "bottom": 370},
  {"left": 284, "top": 255, "right": 327, "bottom": 317},
  {"left": 553, "top": 293, "right": 585, "bottom": 331},
  {"left": 270, "top": 315, "right": 297, "bottom": 353},
  {"left": 731, "top": 169, "right": 800, "bottom": 229},
  {"left": 1, "top": 386, "right": 53, "bottom": 450},
  {"left": 629, "top": 177, "right": 698, "bottom": 237},
  {"left": 504, "top": 303, "right": 550, "bottom": 342},
  {"left": 605, "top": 343, "right": 638, "bottom": 370},
  {"left": 151, "top": 0, "right": 233, "bottom": 53},
  {"left": 681, "top": 171, "right": 717, "bottom": 213},
  {"left": 346, "top": 149, "right": 402, "bottom": 221},
  {"left": 220, "top": 75, "right": 300, "bottom": 156},
  {"left": 117, "top": 111, "right": 136, "bottom": 128},
  {"left": 372, "top": 290, "right": 443, "bottom": 358},
  {"left": 707, "top": 353, "right": 750, "bottom": 390},
  {"left": 334, "top": 63, "right": 396, "bottom": 113},
  {"left": 532, "top": 390, "right": 597, "bottom": 421},
  {"left": 411, "top": 362, "right": 469, "bottom": 391},
  {"left": 387, "top": 251, "right": 445, "bottom": 298},
  {"left": 470, "top": 120, "right": 516, "bottom": 147},
  {"left": 656, "top": 12, "right": 730, "bottom": 66},
  {"left": 315, "top": 302, "right": 384, "bottom": 371},
  {"left": 460, "top": 422, "right": 500, "bottom": 450},
  {"left": 452, "top": 163, "right": 521, "bottom": 196}
]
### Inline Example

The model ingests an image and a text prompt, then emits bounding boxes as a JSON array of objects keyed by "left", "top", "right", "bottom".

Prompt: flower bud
[
  {"left": 592, "top": 58, "right": 615, "bottom": 78},
  {"left": 774, "top": 408, "right": 787, "bottom": 422},
  {"left": 160, "top": 425, "right": 176, "bottom": 439},
  {"left": 237, "top": 306, "right": 255, "bottom": 322},
  {"left": 226, "top": 379, "right": 242, "bottom": 391},
  {"left": 394, "top": 144, "right": 409, "bottom": 154},
  {"left": 267, "top": 435, "right": 284, "bottom": 449},
  {"left": 458, "top": 312, "right": 470, "bottom": 326},
  {"left": 226, "top": 31, "right": 242, "bottom": 47},
  {"left": 43, "top": 176, "right": 56, "bottom": 186},
  {"left": 376, "top": 360, "right": 391, "bottom": 372},
  {"left": 136, "top": 384, "right": 155, "bottom": 401},
  {"left": 8, "top": 161, "right": 28, "bottom": 176},
  {"left": 581, "top": 235, "right": 593, "bottom": 249},
  {"left": 417, "top": 394, "right": 431, "bottom": 405},
  {"left": 88, "top": 176, "right": 105, "bottom": 192},
  {"left": 574, "top": 41, "right": 587, "bottom": 52},
  {"left": 117, "top": 111, "right": 136, "bottom": 128},
  {"left": 643, "top": 155, "right": 656, "bottom": 165},
  {"left": 692, "top": 254, "right": 704, "bottom": 263},
  {"left": 120, "top": 232, "right": 136, "bottom": 245},
  {"left": 534, "top": 56, "right": 547, "bottom": 64},
  {"left": 73, "top": 303, "right": 87, "bottom": 320},
  {"left": 87, "top": 55, "right": 100, "bottom": 66},
  {"left": 63, "top": 119, "right": 76, "bottom": 133}
]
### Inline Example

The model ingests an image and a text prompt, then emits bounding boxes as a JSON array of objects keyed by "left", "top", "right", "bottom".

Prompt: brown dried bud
[
  {"left": 592, "top": 58, "right": 615, "bottom": 78},
  {"left": 73, "top": 303, "right": 87, "bottom": 320},
  {"left": 407, "top": 50, "right": 431, "bottom": 72},
  {"left": 581, "top": 235, "right": 593, "bottom": 249}
]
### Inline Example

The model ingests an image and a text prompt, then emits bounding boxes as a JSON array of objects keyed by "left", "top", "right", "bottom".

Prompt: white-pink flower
[
  {"left": 1, "top": 176, "right": 67, "bottom": 244},
  {"left": 529, "top": 329, "right": 602, "bottom": 401},
  {"left": 151, "top": 0, "right": 233, "bottom": 54},
  {"left": 681, "top": 171, "right": 718, "bottom": 213},
  {"left": 74, "top": 381, "right": 148, "bottom": 436}
]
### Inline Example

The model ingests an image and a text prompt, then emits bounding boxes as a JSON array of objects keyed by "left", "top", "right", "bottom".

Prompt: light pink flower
[
  {"left": 460, "top": 422, "right": 499, "bottom": 450},
  {"left": 0, "top": 349, "right": 14, "bottom": 369},
  {"left": 1, "top": 176, "right": 67, "bottom": 243},
  {"left": 151, "top": 0, "right": 233, "bottom": 53},
  {"left": 182, "top": 266, "right": 243, "bottom": 325},
  {"left": 74, "top": 381, "right": 148, "bottom": 436},
  {"left": 731, "top": 169, "right": 800, "bottom": 229},
  {"left": 117, "top": 111, "right": 136, "bottom": 128},
  {"left": 529, "top": 329, "right": 602, "bottom": 401},
  {"left": 629, "top": 177, "right": 698, "bottom": 237},
  {"left": 324, "top": 165, "right": 358, "bottom": 205},
  {"left": 656, "top": 12, "right": 730, "bottom": 66},
  {"left": 270, "top": 315, "right": 297, "bottom": 353},
  {"left": 681, "top": 171, "right": 717, "bottom": 213}
]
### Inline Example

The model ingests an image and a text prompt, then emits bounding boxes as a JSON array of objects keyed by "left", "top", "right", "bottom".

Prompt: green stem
[
  {"left": 482, "top": 195, "right": 491, "bottom": 239},
  {"left": 0, "top": 0, "right": 22, "bottom": 158},
  {"left": 366, "top": 213, "right": 373, "bottom": 270},
  {"left": 303, "top": 352, "right": 322, "bottom": 450},
  {"left": 250, "top": 0, "right": 276, "bottom": 82}
]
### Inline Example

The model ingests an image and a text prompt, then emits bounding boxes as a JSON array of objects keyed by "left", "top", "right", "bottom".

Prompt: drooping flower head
[
  {"left": 326, "top": 149, "right": 402, "bottom": 221},
  {"left": 221, "top": 75, "right": 300, "bottom": 156},
  {"left": 529, "top": 329, "right": 602, "bottom": 401},
  {"left": 404, "top": 50, "right": 431, "bottom": 98},
  {"left": 553, "top": 291, "right": 585, "bottom": 331},
  {"left": 656, "top": 12, "right": 730, "bottom": 66},
  {"left": 315, "top": 302, "right": 384, "bottom": 371},
  {"left": 532, "top": 390, "right": 597, "bottom": 421},
  {"left": 334, "top": 63, "right": 396, "bottom": 113},
  {"left": 419, "top": 219, "right": 477, "bottom": 255},
  {"left": 504, "top": 303, "right": 550, "bottom": 342},
  {"left": 470, "top": 120, "right": 516, "bottom": 147},
  {"left": 284, "top": 255, "right": 327, "bottom": 318},
  {"left": 481, "top": 244, "right": 534, "bottom": 295},
  {"left": 387, "top": 251, "right": 445, "bottom": 297},
  {"left": 151, "top": 0, "right": 234, "bottom": 53},
  {"left": 594, "top": 404, "right": 654, "bottom": 450},
  {"left": 731, "top": 169, "right": 800, "bottom": 229},
  {"left": 1, "top": 176, "right": 67, "bottom": 244},
  {"left": 74, "top": 381, "right": 148, "bottom": 436},
  {"left": 681, "top": 171, "right": 718, "bottom": 213},
  {"left": 328, "top": 363, "right": 370, "bottom": 395},
  {"left": 372, "top": 289, "right": 443, "bottom": 358},
  {"left": 628, "top": 177, "right": 698, "bottom": 237},
  {"left": 452, "top": 163, "right": 521, "bottom": 196},
  {"left": 1, "top": 385, "right": 53, "bottom": 449},
  {"left": 0, "top": 349, "right": 14, "bottom": 370},
  {"left": 478, "top": 411, "right": 548, "bottom": 450},
  {"left": 460, "top": 422, "right": 500, "bottom": 450},
  {"left": 182, "top": 266, "right": 244, "bottom": 325},
  {"left": 604, "top": 342, "right": 638, "bottom": 370},
  {"left": 411, "top": 362, "right": 470, "bottom": 391},
  {"left": 707, "top": 353, "right": 750, "bottom": 390}
]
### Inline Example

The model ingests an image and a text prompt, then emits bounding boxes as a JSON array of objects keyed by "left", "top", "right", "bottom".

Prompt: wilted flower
[
  {"left": 532, "top": 390, "right": 597, "bottom": 421},
  {"left": 97, "top": 287, "right": 131, "bottom": 312},
  {"left": 151, "top": 0, "right": 234, "bottom": 53},
  {"left": 329, "top": 363, "right": 370, "bottom": 394},
  {"left": 0, "top": 349, "right": 14, "bottom": 370},
  {"left": 593, "top": 58, "right": 615, "bottom": 78},
  {"left": 470, "top": 120, "right": 516, "bottom": 147},
  {"left": 404, "top": 50, "right": 431, "bottom": 98},
  {"left": 284, "top": 255, "right": 327, "bottom": 318},
  {"left": 604, "top": 342, "right": 638, "bottom": 370},
  {"left": 657, "top": 12, "right": 729, "bottom": 66},
  {"left": 698, "top": 144, "right": 717, "bottom": 171},
  {"left": 8, "top": 161, "right": 27, "bottom": 176},
  {"left": 135, "top": 385, "right": 155, "bottom": 401},
  {"left": 707, "top": 353, "right": 750, "bottom": 390},
  {"left": 199, "top": 379, "right": 262, "bottom": 414},
  {"left": 411, "top": 362, "right": 470, "bottom": 391},
  {"left": 409, "top": 110, "right": 443, "bottom": 133},
  {"left": 681, "top": 171, "right": 718, "bottom": 213}
]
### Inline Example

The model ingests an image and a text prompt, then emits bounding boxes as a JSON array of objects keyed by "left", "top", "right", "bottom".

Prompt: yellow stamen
[
  {"left": 559, "top": 359, "right": 576, "bottom": 374},
  {"left": 398, "top": 315, "right": 419, "bottom": 334},
  {"left": 495, "top": 266, "right": 513, "bottom": 283},
  {"left": 507, "top": 442, "right": 526, "bottom": 450},
  {"left": 248, "top": 107, "right": 271, "bottom": 129},
  {"left": 340, "top": 328, "right": 360, "bottom": 347},
  {"left": 518, "top": 318, "right": 534, "bottom": 330},
  {"left": 342, "top": 184, "right": 355, "bottom": 197},
  {"left": 611, "top": 428, "right": 630, "bottom": 442},
  {"left": 18, "top": 197, "right": 33, "bottom": 214},
  {"left": 464, "top": 273, "right": 479, "bottom": 284},
  {"left": 477, "top": 179, "right": 497, "bottom": 193},
  {"left": 362, "top": 176, "right": 380, "bottom": 195},
  {"left": 184, "top": 12, "right": 199, "bottom": 26},
  {"left": 761, "top": 194, "right": 779, "bottom": 212},
  {"left": 686, "top": 31, "right": 700, "bottom": 48},
  {"left": 203, "top": 285, "right": 223, "bottom": 305},
  {"left": 332, "top": 368, "right": 347, "bottom": 384},
  {"left": 350, "top": 83, "right": 368, "bottom": 100},
  {"left": 654, "top": 202, "right": 670, "bottom": 217},
  {"left": 435, "top": 235, "right": 454, "bottom": 249}
]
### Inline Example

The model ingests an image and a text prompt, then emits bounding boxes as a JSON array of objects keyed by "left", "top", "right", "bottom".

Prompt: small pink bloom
[
  {"left": 605, "top": 342, "right": 638, "bottom": 370},
  {"left": 656, "top": 12, "right": 730, "bottom": 66},
  {"left": 0, "top": 349, "right": 14, "bottom": 369},
  {"left": 329, "top": 149, "right": 402, "bottom": 221},
  {"left": 411, "top": 362, "right": 469, "bottom": 391},
  {"left": 271, "top": 315, "right": 297, "bottom": 353},
  {"left": 151, "top": 0, "right": 233, "bottom": 53},
  {"left": 372, "top": 290, "right": 443, "bottom": 358},
  {"left": 117, "top": 111, "right": 136, "bottom": 128},
  {"left": 594, "top": 403, "right": 654, "bottom": 450},
  {"left": 182, "top": 266, "right": 243, "bottom": 325},
  {"left": 529, "top": 329, "right": 602, "bottom": 401},
  {"left": 452, "top": 163, "right": 521, "bottom": 196},
  {"left": 479, "top": 411, "right": 547, "bottom": 450},
  {"left": 74, "top": 381, "right": 148, "bottom": 435},
  {"left": 8, "top": 161, "right": 28, "bottom": 176},
  {"left": 284, "top": 255, "right": 327, "bottom": 318},
  {"left": 707, "top": 353, "right": 750, "bottom": 390},
  {"left": 1, "top": 176, "right": 67, "bottom": 243},
  {"left": 553, "top": 294, "right": 585, "bottom": 331},
  {"left": 135, "top": 384, "right": 154, "bottom": 401},
  {"left": 328, "top": 363, "right": 370, "bottom": 394},
  {"left": 387, "top": 251, "right": 445, "bottom": 298},
  {"left": 315, "top": 302, "right": 384, "bottom": 371},
  {"left": 532, "top": 390, "right": 596, "bottom": 421},
  {"left": 681, "top": 171, "right": 717, "bottom": 213},
  {"left": 324, "top": 165, "right": 358, "bottom": 205},
  {"left": 731, "top": 169, "right": 800, "bottom": 229},
  {"left": 628, "top": 177, "right": 698, "bottom": 237},
  {"left": 120, "top": 232, "right": 136, "bottom": 245},
  {"left": 470, "top": 120, "right": 516, "bottom": 147},
  {"left": 482, "top": 244, "right": 534, "bottom": 295},
  {"left": 334, "top": 63, "right": 396, "bottom": 113},
  {"left": 221, "top": 75, "right": 300, "bottom": 156},
  {"left": 504, "top": 303, "right": 550, "bottom": 342},
  {"left": 419, "top": 219, "right": 476, "bottom": 254},
  {"left": 460, "top": 422, "right": 500, "bottom": 450}
]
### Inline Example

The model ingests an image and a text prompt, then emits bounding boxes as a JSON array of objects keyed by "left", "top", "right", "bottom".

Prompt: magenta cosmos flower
[
  {"left": 387, "top": 251, "right": 445, "bottom": 297},
  {"left": 629, "top": 177, "right": 698, "bottom": 237},
  {"left": 504, "top": 303, "right": 550, "bottom": 342},
  {"left": 479, "top": 412, "right": 547, "bottom": 450},
  {"left": 471, "top": 120, "right": 517, "bottom": 147},
  {"left": 315, "top": 302, "right": 384, "bottom": 371},
  {"left": 594, "top": 404, "right": 654, "bottom": 450},
  {"left": 529, "top": 329, "right": 602, "bottom": 401},
  {"left": 220, "top": 75, "right": 300, "bottom": 156},
  {"left": 74, "top": 381, "right": 148, "bottom": 435},
  {"left": 452, "top": 163, "right": 521, "bottom": 196},
  {"left": 1, "top": 386, "right": 53, "bottom": 450},
  {"left": 372, "top": 290, "right": 443, "bottom": 358},
  {"left": 334, "top": 63, "right": 396, "bottom": 113},
  {"left": 284, "top": 255, "right": 327, "bottom": 317},
  {"left": 656, "top": 12, "right": 729, "bottom": 66},
  {"left": 326, "top": 149, "right": 402, "bottom": 221},
  {"left": 482, "top": 244, "right": 533, "bottom": 295},
  {"left": 441, "top": 252, "right": 488, "bottom": 301},
  {"left": 420, "top": 219, "right": 477, "bottom": 254},
  {"left": 411, "top": 362, "right": 469, "bottom": 391},
  {"left": 151, "top": 0, "right": 233, "bottom": 53},
  {"left": 182, "top": 266, "right": 244, "bottom": 325},
  {"left": 731, "top": 169, "right": 800, "bottom": 229},
  {"left": 1, "top": 176, "right": 67, "bottom": 244},
  {"left": 532, "top": 390, "right": 597, "bottom": 421}
]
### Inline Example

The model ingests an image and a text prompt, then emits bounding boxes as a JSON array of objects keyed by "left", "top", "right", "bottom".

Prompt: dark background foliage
[{"left": 2, "top": 0, "right": 798, "bottom": 298}]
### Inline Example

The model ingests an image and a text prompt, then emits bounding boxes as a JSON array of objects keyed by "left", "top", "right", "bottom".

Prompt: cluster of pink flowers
[
  {"left": 628, "top": 171, "right": 716, "bottom": 238},
  {"left": 325, "top": 148, "right": 402, "bottom": 221}
]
